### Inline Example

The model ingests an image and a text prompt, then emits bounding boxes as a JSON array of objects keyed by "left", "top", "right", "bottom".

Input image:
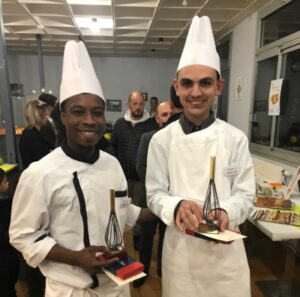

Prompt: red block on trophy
[{"left": 106, "top": 256, "right": 144, "bottom": 280}]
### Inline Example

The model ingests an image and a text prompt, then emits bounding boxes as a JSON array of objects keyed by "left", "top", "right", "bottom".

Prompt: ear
[
  {"left": 60, "top": 111, "right": 66, "bottom": 127},
  {"left": 216, "top": 79, "right": 225, "bottom": 96},
  {"left": 172, "top": 78, "right": 179, "bottom": 96}
]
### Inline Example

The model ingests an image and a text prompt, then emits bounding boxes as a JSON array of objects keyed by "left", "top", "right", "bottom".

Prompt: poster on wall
[
  {"left": 268, "top": 79, "right": 283, "bottom": 116},
  {"left": 10, "top": 83, "right": 24, "bottom": 97},
  {"left": 106, "top": 99, "right": 122, "bottom": 112}
]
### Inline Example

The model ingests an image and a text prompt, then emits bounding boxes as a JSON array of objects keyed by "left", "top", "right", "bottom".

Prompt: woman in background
[
  {"left": 19, "top": 99, "right": 54, "bottom": 169},
  {"left": 18, "top": 99, "right": 53, "bottom": 297}
]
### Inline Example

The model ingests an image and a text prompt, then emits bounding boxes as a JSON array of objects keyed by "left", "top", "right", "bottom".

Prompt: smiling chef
[{"left": 146, "top": 15, "right": 256, "bottom": 297}]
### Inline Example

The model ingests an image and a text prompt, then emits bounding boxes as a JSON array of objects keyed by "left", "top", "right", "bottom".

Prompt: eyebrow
[
  {"left": 70, "top": 104, "right": 104, "bottom": 109},
  {"left": 180, "top": 77, "right": 215, "bottom": 83}
]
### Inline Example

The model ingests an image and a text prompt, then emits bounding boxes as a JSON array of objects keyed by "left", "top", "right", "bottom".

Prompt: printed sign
[{"left": 268, "top": 79, "right": 283, "bottom": 116}]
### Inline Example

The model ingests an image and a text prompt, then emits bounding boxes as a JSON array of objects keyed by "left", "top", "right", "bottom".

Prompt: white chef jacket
[
  {"left": 10, "top": 147, "right": 140, "bottom": 295},
  {"left": 146, "top": 119, "right": 255, "bottom": 297}
]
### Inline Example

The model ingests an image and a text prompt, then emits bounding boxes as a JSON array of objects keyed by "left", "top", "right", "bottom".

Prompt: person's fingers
[
  {"left": 219, "top": 220, "right": 227, "bottom": 232},
  {"left": 189, "top": 204, "right": 203, "bottom": 222},
  {"left": 175, "top": 215, "right": 184, "bottom": 231},
  {"left": 218, "top": 212, "right": 229, "bottom": 232},
  {"left": 184, "top": 213, "right": 199, "bottom": 230},
  {"left": 100, "top": 257, "right": 119, "bottom": 267},
  {"left": 176, "top": 201, "right": 201, "bottom": 231},
  {"left": 90, "top": 246, "right": 107, "bottom": 253}
]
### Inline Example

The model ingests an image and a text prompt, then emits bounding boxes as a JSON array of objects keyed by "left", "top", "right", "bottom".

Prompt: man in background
[
  {"left": 110, "top": 91, "right": 158, "bottom": 249},
  {"left": 149, "top": 96, "right": 159, "bottom": 116},
  {"left": 133, "top": 100, "right": 172, "bottom": 287}
]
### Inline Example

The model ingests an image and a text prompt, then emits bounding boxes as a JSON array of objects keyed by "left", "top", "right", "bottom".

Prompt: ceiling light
[
  {"left": 67, "top": 0, "right": 112, "bottom": 5},
  {"left": 75, "top": 17, "right": 113, "bottom": 32},
  {"left": 182, "top": 0, "right": 188, "bottom": 6},
  {"left": 91, "top": 18, "right": 99, "bottom": 33}
]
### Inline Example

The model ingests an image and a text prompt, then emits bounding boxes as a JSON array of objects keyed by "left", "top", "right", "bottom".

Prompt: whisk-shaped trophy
[
  {"left": 98, "top": 188, "right": 127, "bottom": 261},
  {"left": 99, "top": 189, "right": 144, "bottom": 280},
  {"left": 202, "top": 156, "right": 222, "bottom": 233},
  {"left": 105, "top": 188, "right": 123, "bottom": 251}
]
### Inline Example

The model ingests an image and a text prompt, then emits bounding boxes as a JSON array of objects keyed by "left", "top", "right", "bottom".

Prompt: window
[
  {"left": 251, "top": 0, "right": 300, "bottom": 165},
  {"left": 275, "top": 48, "right": 300, "bottom": 153},
  {"left": 261, "top": 0, "right": 300, "bottom": 47},
  {"left": 251, "top": 56, "right": 277, "bottom": 146}
]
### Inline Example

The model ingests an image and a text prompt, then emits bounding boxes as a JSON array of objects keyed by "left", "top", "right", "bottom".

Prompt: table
[{"left": 247, "top": 196, "right": 300, "bottom": 296}]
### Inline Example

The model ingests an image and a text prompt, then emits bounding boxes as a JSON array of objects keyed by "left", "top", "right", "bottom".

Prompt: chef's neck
[{"left": 184, "top": 111, "right": 210, "bottom": 126}]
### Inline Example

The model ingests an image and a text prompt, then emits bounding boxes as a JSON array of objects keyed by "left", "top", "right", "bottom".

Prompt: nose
[
  {"left": 190, "top": 83, "right": 202, "bottom": 98},
  {"left": 82, "top": 111, "right": 96, "bottom": 125}
]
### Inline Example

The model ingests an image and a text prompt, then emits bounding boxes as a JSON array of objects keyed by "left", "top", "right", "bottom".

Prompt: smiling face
[
  {"left": 173, "top": 64, "right": 224, "bottom": 125},
  {"left": 61, "top": 93, "right": 106, "bottom": 156}
]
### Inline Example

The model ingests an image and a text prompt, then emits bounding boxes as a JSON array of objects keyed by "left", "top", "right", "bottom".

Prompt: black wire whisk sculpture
[
  {"left": 104, "top": 188, "right": 123, "bottom": 251},
  {"left": 202, "top": 156, "right": 222, "bottom": 232}
]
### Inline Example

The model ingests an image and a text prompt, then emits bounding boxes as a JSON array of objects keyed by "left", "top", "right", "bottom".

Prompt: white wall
[
  {"left": 227, "top": 12, "right": 258, "bottom": 137},
  {"left": 7, "top": 54, "right": 178, "bottom": 124}
]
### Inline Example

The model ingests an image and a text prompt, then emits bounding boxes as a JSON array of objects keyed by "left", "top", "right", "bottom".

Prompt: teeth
[
  {"left": 82, "top": 132, "right": 95, "bottom": 135},
  {"left": 191, "top": 100, "right": 203, "bottom": 105}
]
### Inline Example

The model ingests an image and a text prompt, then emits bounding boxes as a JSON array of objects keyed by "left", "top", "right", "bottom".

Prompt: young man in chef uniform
[
  {"left": 10, "top": 40, "right": 153, "bottom": 297},
  {"left": 146, "top": 16, "right": 255, "bottom": 297}
]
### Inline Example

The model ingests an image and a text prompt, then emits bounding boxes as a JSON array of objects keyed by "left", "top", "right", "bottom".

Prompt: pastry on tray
[{"left": 254, "top": 196, "right": 293, "bottom": 209}]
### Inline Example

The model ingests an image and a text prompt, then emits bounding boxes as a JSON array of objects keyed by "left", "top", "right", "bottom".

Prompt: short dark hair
[
  {"left": 0, "top": 168, "right": 6, "bottom": 184},
  {"left": 150, "top": 96, "right": 158, "bottom": 103},
  {"left": 170, "top": 85, "right": 183, "bottom": 109}
]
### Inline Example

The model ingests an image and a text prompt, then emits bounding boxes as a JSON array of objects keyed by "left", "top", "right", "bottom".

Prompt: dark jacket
[
  {"left": 136, "top": 130, "right": 156, "bottom": 185},
  {"left": 19, "top": 127, "right": 53, "bottom": 169},
  {"left": 0, "top": 195, "right": 12, "bottom": 250},
  {"left": 40, "top": 120, "right": 56, "bottom": 148},
  {"left": 111, "top": 117, "right": 158, "bottom": 180}
]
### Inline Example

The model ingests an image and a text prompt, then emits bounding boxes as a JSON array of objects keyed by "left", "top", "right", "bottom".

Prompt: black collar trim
[
  {"left": 179, "top": 110, "right": 215, "bottom": 134},
  {"left": 61, "top": 142, "right": 99, "bottom": 164}
]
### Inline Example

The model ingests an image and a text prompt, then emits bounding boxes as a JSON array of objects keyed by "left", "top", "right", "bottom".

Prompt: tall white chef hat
[
  {"left": 60, "top": 40, "right": 105, "bottom": 104},
  {"left": 177, "top": 16, "right": 220, "bottom": 76}
]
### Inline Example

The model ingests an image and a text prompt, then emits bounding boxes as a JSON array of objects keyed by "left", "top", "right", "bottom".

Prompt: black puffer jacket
[{"left": 111, "top": 117, "right": 158, "bottom": 180}]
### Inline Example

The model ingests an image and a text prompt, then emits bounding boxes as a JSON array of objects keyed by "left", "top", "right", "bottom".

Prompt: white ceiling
[{"left": 2, "top": 0, "right": 272, "bottom": 57}]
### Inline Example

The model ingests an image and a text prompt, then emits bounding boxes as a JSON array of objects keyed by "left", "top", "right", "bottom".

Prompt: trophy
[
  {"left": 97, "top": 189, "right": 144, "bottom": 280},
  {"left": 97, "top": 189, "right": 127, "bottom": 262},
  {"left": 200, "top": 156, "right": 221, "bottom": 233}
]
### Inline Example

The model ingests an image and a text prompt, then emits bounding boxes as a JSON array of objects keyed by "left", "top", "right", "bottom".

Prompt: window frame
[{"left": 250, "top": 0, "right": 300, "bottom": 166}]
